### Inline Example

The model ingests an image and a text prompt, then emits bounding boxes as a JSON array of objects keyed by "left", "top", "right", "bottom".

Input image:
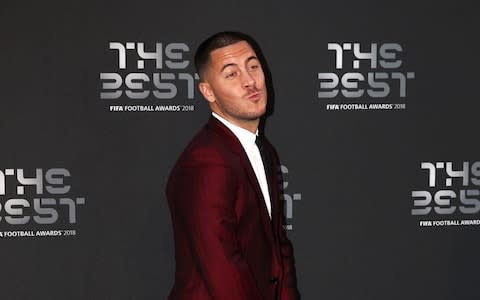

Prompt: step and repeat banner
[{"left": 1, "top": 1, "right": 478, "bottom": 299}]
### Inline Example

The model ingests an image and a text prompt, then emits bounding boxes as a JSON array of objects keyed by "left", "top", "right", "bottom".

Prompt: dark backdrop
[{"left": 1, "top": 1, "right": 479, "bottom": 299}]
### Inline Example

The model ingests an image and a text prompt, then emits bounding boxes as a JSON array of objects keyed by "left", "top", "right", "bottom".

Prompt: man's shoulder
[{"left": 175, "top": 121, "right": 239, "bottom": 167}]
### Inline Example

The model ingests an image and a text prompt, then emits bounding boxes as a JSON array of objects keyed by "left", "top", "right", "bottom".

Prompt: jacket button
[{"left": 270, "top": 277, "right": 278, "bottom": 285}]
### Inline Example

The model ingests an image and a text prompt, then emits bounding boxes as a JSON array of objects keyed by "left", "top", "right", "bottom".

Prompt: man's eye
[
  {"left": 249, "top": 64, "right": 260, "bottom": 70},
  {"left": 225, "top": 72, "right": 236, "bottom": 78}
]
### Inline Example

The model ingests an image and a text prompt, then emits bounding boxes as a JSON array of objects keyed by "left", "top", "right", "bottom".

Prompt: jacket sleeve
[{"left": 169, "top": 161, "right": 264, "bottom": 300}]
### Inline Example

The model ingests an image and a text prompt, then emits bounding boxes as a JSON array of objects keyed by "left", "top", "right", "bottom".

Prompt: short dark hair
[{"left": 194, "top": 31, "right": 255, "bottom": 81}]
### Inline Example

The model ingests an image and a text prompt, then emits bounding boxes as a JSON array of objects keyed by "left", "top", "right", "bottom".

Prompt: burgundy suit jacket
[{"left": 167, "top": 116, "right": 299, "bottom": 300}]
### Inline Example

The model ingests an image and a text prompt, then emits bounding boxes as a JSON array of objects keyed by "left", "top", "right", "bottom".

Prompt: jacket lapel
[{"left": 207, "top": 117, "right": 275, "bottom": 243}]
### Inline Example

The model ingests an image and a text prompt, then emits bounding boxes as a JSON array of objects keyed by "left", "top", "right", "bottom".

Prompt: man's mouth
[{"left": 246, "top": 90, "right": 261, "bottom": 100}]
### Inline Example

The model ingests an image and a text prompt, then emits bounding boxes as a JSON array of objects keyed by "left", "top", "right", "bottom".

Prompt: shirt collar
[{"left": 212, "top": 112, "right": 258, "bottom": 150}]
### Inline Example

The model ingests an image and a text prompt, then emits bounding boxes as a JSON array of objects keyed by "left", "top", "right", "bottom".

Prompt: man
[{"left": 167, "top": 31, "right": 299, "bottom": 300}]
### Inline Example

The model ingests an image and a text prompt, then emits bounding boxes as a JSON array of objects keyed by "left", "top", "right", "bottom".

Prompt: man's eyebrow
[
  {"left": 219, "top": 56, "right": 259, "bottom": 72},
  {"left": 220, "top": 63, "right": 237, "bottom": 72}
]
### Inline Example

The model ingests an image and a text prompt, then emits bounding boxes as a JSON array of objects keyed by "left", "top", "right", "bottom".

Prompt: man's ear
[{"left": 198, "top": 81, "right": 216, "bottom": 103}]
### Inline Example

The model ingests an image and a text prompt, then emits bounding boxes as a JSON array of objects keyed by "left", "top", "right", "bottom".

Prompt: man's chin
[{"left": 244, "top": 109, "right": 266, "bottom": 121}]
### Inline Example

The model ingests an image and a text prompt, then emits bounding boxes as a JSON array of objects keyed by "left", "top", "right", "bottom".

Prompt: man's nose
[{"left": 242, "top": 71, "right": 256, "bottom": 88}]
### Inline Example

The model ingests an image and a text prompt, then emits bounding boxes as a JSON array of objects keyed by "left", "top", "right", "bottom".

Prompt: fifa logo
[
  {"left": 411, "top": 162, "right": 480, "bottom": 216},
  {"left": 0, "top": 168, "right": 85, "bottom": 225},
  {"left": 318, "top": 42, "right": 415, "bottom": 99},
  {"left": 100, "top": 42, "right": 199, "bottom": 100},
  {"left": 279, "top": 165, "right": 302, "bottom": 230}
]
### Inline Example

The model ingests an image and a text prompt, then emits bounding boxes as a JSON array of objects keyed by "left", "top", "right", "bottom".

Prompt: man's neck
[
  {"left": 211, "top": 111, "right": 259, "bottom": 134},
  {"left": 211, "top": 112, "right": 258, "bottom": 136}
]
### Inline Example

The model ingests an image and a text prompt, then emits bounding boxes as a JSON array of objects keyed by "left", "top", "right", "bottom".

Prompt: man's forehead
[{"left": 209, "top": 41, "right": 257, "bottom": 66}]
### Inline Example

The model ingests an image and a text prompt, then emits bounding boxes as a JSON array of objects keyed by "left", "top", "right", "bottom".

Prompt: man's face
[{"left": 199, "top": 40, "right": 267, "bottom": 131}]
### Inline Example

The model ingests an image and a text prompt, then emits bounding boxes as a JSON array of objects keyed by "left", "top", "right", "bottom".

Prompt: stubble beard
[{"left": 219, "top": 96, "right": 267, "bottom": 123}]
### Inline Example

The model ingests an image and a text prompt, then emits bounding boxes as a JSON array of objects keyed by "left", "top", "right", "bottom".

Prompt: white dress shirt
[{"left": 212, "top": 112, "right": 272, "bottom": 219}]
